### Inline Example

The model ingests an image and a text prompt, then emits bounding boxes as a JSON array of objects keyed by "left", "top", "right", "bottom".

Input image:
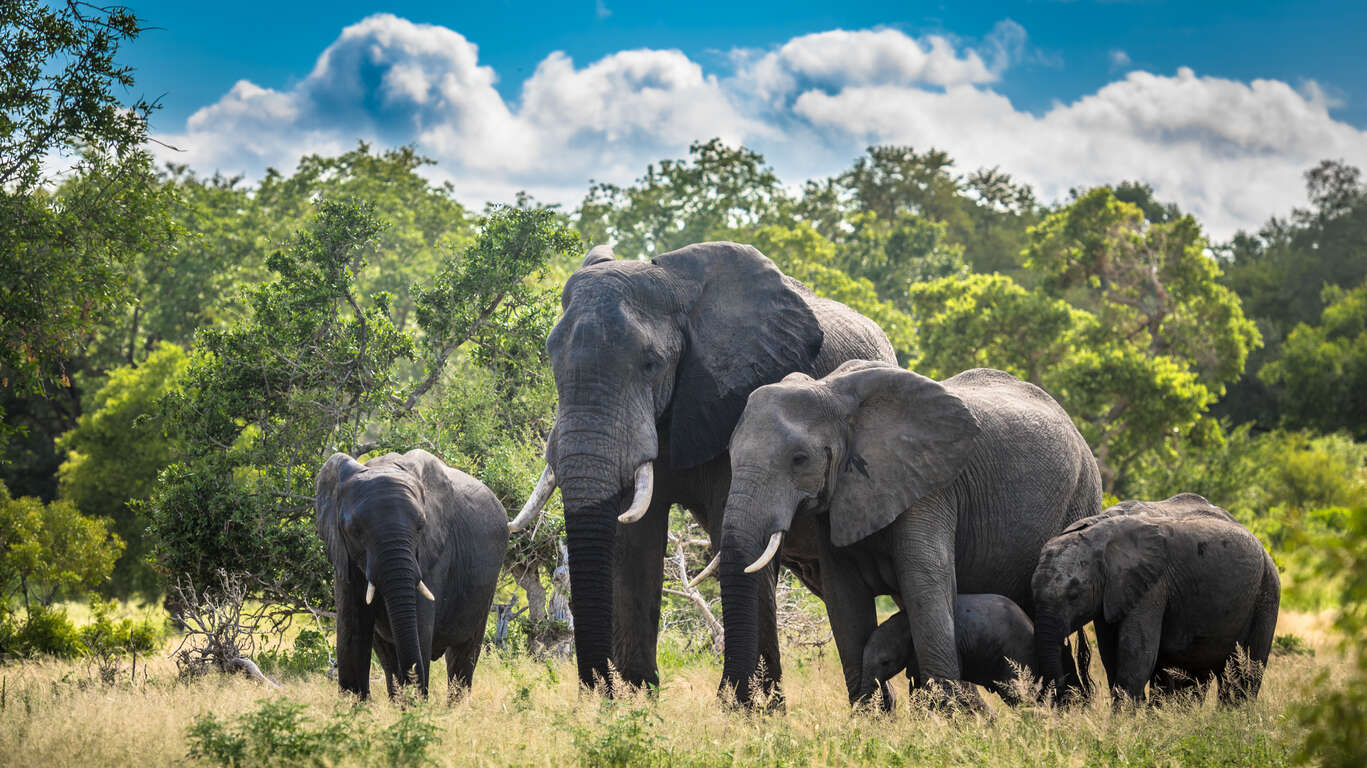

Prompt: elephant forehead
[
  {"left": 342, "top": 470, "right": 423, "bottom": 511},
  {"left": 563, "top": 261, "right": 674, "bottom": 311}
]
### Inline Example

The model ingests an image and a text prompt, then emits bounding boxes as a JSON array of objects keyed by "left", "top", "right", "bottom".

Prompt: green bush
[
  {"left": 258, "top": 628, "right": 332, "bottom": 678},
  {"left": 187, "top": 697, "right": 441, "bottom": 768},
  {"left": 6, "top": 604, "right": 83, "bottom": 658}
]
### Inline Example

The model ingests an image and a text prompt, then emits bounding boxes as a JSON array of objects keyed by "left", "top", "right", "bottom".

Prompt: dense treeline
[{"left": 1, "top": 4, "right": 1366, "bottom": 763}]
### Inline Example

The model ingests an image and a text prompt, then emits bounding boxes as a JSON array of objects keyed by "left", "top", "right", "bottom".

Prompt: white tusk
[
  {"left": 418, "top": 580, "right": 436, "bottom": 601},
  {"left": 509, "top": 465, "right": 556, "bottom": 533},
  {"left": 744, "top": 532, "right": 784, "bottom": 574},
  {"left": 688, "top": 553, "right": 720, "bottom": 588},
  {"left": 617, "top": 462, "right": 655, "bottom": 524},
  {"left": 365, "top": 581, "right": 376, "bottom": 605}
]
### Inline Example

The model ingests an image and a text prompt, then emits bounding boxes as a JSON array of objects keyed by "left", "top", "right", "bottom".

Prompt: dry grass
[{"left": 0, "top": 611, "right": 1332, "bottom": 767}]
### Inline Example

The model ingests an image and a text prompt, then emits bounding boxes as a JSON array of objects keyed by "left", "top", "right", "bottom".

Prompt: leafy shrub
[
  {"left": 572, "top": 707, "right": 665, "bottom": 768},
  {"left": 4, "top": 604, "right": 83, "bottom": 658},
  {"left": 187, "top": 697, "right": 441, "bottom": 768},
  {"left": 258, "top": 628, "right": 332, "bottom": 678},
  {"left": 1272, "top": 634, "right": 1314, "bottom": 657}
]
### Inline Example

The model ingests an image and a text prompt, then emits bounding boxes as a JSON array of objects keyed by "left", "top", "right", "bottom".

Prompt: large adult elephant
[
  {"left": 512, "top": 242, "right": 896, "bottom": 694},
  {"left": 719, "top": 362, "right": 1101, "bottom": 706}
]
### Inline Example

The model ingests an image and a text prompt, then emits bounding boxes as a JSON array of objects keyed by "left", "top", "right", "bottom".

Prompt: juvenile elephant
[
  {"left": 1032, "top": 493, "right": 1280, "bottom": 705},
  {"left": 862, "top": 595, "right": 1051, "bottom": 705},
  {"left": 316, "top": 449, "right": 507, "bottom": 699},
  {"left": 720, "top": 360, "right": 1101, "bottom": 707},
  {"left": 511, "top": 242, "right": 895, "bottom": 697}
]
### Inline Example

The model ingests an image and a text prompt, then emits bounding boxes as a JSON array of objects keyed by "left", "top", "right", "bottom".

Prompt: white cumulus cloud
[{"left": 154, "top": 14, "right": 1367, "bottom": 239}]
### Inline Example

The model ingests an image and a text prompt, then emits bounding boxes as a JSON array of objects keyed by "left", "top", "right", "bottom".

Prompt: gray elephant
[
  {"left": 720, "top": 361, "right": 1101, "bottom": 706},
  {"left": 1032, "top": 493, "right": 1280, "bottom": 705},
  {"left": 863, "top": 595, "right": 1053, "bottom": 706},
  {"left": 315, "top": 449, "right": 507, "bottom": 699},
  {"left": 511, "top": 242, "right": 895, "bottom": 696}
]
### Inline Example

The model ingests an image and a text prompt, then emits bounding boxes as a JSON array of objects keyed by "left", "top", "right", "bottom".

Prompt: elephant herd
[{"left": 314, "top": 241, "right": 1281, "bottom": 711}]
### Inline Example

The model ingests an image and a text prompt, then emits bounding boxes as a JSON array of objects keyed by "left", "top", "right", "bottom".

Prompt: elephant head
[
  {"left": 1031, "top": 515, "right": 1167, "bottom": 699},
  {"left": 316, "top": 452, "right": 441, "bottom": 695},
  {"left": 718, "top": 359, "right": 980, "bottom": 700},
  {"left": 514, "top": 242, "right": 825, "bottom": 688}
]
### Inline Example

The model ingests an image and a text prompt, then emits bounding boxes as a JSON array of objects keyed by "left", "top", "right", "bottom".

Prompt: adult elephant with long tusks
[
  {"left": 513, "top": 242, "right": 896, "bottom": 697},
  {"left": 316, "top": 449, "right": 507, "bottom": 699},
  {"left": 720, "top": 362, "right": 1101, "bottom": 707}
]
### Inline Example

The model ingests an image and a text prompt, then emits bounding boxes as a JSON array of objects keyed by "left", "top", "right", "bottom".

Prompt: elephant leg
[
  {"left": 1150, "top": 667, "right": 1203, "bottom": 704},
  {"left": 335, "top": 573, "right": 376, "bottom": 698},
  {"left": 374, "top": 635, "right": 399, "bottom": 698},
  {"left": 445, "top": 637, "right": 482, "bottom": 699},
  {"left": 818, "top": 538, "right": 886, "bottom": 708},
  {"left": 891, "top": 502, "right": 972, "bottom": 708},
  {"left": 1225, "top": 568, "right": 1280, "bottom": 704},
  {"left": 1110, "top": 595, "right": 1164, "bottom": 705},
  {"left": 1093, "top": 619, "right": 1120, "bottom": 689},
  {"left": 612, "top": 490, "right": 671, "bottom": 690}
]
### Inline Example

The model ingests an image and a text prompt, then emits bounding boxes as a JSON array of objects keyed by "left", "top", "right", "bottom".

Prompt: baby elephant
[
  {"left": 316, "top": 449, "right": 508, "bottom": 700},
  {"left": 861, "top": 594, "right": 1051, "bottom": 705},
  {"left": 1032, "top": 493, "right": 1280, "bottom": 705}
]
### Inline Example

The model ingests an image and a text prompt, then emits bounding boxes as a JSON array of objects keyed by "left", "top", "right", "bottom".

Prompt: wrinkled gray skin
[
  {"left": 1032, "top": 493, "right": 1281, "bottom": 705},
  {"left": 316, "top": 449, "right": 507, "bottom": 699},
  {"left": 862, "top": 596, "right": 1037, "bottom": 705},
  {"left": 721, "top": 361, "right": 1101, "bottom": 707},
  {"left": 541, "top": 242, "right": 895, "bottom": 697}
]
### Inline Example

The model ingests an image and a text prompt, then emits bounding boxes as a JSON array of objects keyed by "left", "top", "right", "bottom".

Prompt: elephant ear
[
  {"left": 1102, "top": 520, "right": 1169, "bottom": 623},
  {"left": 657, "top": 241, "right": 824, "bottom": 470},
  {"left": 581, "top": 244, "right": 615, "bottom": 268},
  {"left": 315, "top": 452, "right": 365, "bottom": 572},
  {"left": 825, "top": 361, "right": 981, "bottom": 547}
]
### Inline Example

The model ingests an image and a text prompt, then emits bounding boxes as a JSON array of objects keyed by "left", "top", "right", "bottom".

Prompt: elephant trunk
[
  {"left": 553, "top": 415, "right": 629, "bottom": 691},
  {"left": 1034, "top": 610, "right": 1070, "bottom": 702},
  {"left": 379, "top": 547, "right": 427, "bottom": 695},
  {"left": 718, "top": 475, "right": 771, "bottom": 705}
]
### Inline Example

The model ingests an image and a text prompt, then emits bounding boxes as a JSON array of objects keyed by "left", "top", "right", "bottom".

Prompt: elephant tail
[{"left": 1074, "top": 628, "right": 1094, "bottom": 700}]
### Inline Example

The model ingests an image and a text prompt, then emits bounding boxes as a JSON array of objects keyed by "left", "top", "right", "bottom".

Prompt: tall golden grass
[{"left": 0, "top": 611, "right": 1336, "bottom": 767}]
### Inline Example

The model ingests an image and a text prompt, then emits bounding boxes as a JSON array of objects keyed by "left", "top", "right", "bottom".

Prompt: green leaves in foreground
[{"left": 187, "top": 698, "right": 439, "bottom": 768}]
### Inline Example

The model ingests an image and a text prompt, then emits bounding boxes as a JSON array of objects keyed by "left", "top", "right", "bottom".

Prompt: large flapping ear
[
  {"left": 581, "top": 244, "right": 615, "bottom": 268},
  {"left": 1102, "top": 520, "right": 1169, "bottom": 623},
  {"left": 315, "top": 452, "right": 366, "bottom": 572},
  {"left": 824, "top": 361, "right": 981, "bottom": 547},
  {"left": 656, "top": 242, "right": 824, "bottom": 470}
]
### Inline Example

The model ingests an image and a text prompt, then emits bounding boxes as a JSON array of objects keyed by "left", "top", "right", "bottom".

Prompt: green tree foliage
[
  {"left": 1260, "top": 282, "right": 1367, "bottom": 439},
  {"left": 577, "top": 138, "right": 790, "bottom": 256},
  {"left": 833, "top": 213, "right": 967, "bottom": 308},
  {"left": 1014, "top": 187, "right": 1259, "bottom": 488},
  {"left": 1217, "top": 160, "right": 1367, "bottom": 428},
  {"left": 0, "top": 481, "right": 122, "bottom": 613},
  {"left": 1298, "top": 505, "right": 1367, "bottom": 768},
  {"left": 148, "top": 201, "right": 577, "bottom": 608},
  {"left": 56, "top": 343, "right": 189, "bottom": 596},
  {"left": 0, "top": 2, "right": 164, "bottom": 452},
  {"left": 908, "top": 273, "right": 1091, "bottom": 387}
]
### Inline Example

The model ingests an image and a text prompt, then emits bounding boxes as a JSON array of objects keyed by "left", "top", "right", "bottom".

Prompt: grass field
[{"left": 0, "top": 611, "right": 1337, "bottom": 767}]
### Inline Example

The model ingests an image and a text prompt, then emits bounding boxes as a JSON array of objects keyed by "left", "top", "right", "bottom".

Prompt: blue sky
[{"left": 117, "top": 1, "right": 1367, "bottom": 237}]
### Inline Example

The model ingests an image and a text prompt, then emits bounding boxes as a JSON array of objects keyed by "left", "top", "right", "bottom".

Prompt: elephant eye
[{"left": 792, "top": 452, "right": 809, "bottom": 468}]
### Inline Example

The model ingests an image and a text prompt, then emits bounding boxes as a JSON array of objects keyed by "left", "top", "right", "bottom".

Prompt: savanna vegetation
[{"left": 2, "top": 3, "right": 1366, "bottom": 766}]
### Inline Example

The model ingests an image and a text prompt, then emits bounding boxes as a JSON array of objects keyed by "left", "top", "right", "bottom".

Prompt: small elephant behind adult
[
  {"left": 861, "top": 595, "right": 1042, "bottom": 705},
  {"left": 1032, "top": 493, "right": 1280, "bottom": 705},
  {"left": 315, "top": 449, "right": 508, "bottom": 699}
]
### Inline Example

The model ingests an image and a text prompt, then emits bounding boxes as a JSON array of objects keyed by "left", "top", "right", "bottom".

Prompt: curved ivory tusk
[
  {"left": 418, "top": 580, "right": 436, "bottom": 601},
  {"left": 617, "top": 462, "right": 655, "bottom": 524},
  {"left": 744, "top": 532, "right": 784, "bottom": 574},
  {"left": 687, "top": 553, "right": 720, "bottom": 588},
  {"left": 365, "top": 581, "right": 376, "bottom": 605},
  {"left": 509, "top": 466, "right": 556, "bottom": 533}
]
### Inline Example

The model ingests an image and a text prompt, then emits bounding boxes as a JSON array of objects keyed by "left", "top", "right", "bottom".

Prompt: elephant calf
[
  {"left": 861, "top": 595, "right": 1045, "bottom": 705},
  {"left": 316, "top": 449, "right": 508, "bottom": 699},
  {"left": 1032, "top": 493, "right": 1280, "bottom": 705}
]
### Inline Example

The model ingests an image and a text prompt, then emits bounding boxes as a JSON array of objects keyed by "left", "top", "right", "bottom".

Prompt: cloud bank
[{"left": 156, "top": 13, "right": 1367, "bottom": 239}]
